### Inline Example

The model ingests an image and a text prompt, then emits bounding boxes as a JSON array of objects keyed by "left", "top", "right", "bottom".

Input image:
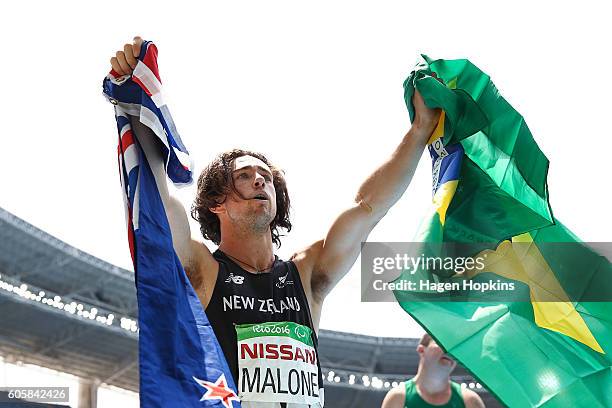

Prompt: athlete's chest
[
  {"left": 205, "top": 256, "right": 325, "bottom": 407},
  {"left": 211, "top": 264, "right": 310, "bottom": 323}
]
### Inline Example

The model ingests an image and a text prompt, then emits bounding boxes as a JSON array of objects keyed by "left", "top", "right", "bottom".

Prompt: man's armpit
[
  {"left": 291, "top": 241, "right": 323, "bottom": 304},
  {"left": 310, "top": 267, "right": 332, "bottom": 304},
  {"left": 184, "top": 264, "right": 204, "bottom": 291}
]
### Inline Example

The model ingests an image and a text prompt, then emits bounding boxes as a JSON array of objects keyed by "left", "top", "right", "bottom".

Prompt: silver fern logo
[{"left": 276, "top": 272, "right": 294, "bottom": 288}]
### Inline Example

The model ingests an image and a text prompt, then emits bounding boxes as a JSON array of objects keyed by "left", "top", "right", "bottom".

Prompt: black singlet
[{"left": 206, "top": 249, "right": 324, "bottom": 407}]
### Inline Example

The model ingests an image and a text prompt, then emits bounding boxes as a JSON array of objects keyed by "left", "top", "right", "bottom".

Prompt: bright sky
[{"left": 1, "top": 0, "right": 610, "bottom": 344}]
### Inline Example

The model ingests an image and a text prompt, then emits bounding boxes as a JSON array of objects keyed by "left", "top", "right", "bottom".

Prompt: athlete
[
  {"left": 109, "top": 37, "right": 441, "bottom": 407},
  {"left": 381, "top": 334, "right": 485, "bottom": 408}
]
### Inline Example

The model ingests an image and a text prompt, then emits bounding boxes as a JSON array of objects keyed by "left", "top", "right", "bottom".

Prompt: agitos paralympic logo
[{"left": 294, "top": 325, "right": 308, "bottom": 339}]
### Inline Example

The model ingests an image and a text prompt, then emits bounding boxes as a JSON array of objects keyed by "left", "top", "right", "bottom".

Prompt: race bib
[{"left": 236, "top": 322, "right": 321, "bottom": 405}]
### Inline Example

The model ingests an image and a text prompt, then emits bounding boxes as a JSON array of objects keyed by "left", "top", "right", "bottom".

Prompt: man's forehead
[{"left": 232, "top": 155, "right": 271, "bottom": 173}]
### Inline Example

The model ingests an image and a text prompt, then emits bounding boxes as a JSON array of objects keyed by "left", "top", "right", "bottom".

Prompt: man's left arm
[{"left": 294, "top": 89, "right": 441, "bottom": 307}]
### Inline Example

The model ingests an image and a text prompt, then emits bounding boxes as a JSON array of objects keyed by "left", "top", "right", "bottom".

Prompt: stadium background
[{"left": 0, "top": 207, "right": 501, "bottom": 407}]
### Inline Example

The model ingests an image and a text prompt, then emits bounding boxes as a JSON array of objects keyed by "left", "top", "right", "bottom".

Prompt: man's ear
[
  {"left": 416, "top": 344, "right": 425, "bottom": 355},
  {"left": 208, "top": 195, "right": 227, "bottom": 215},
  {"left": 209, "top": 203, "right": 225, "bottom": 215}
]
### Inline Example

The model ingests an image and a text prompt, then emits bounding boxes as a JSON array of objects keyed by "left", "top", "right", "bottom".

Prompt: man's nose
[{"left": 253, "top": 172, "right": 265, "bottom": 187}]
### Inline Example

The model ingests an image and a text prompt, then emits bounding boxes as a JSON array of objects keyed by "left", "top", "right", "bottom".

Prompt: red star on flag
[{"left": 193, "top": 374, "right": 240, "bottom": 408}]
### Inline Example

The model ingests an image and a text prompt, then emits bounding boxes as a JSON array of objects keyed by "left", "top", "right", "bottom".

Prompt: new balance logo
[
  {"left": 225, "top": 273, "right": 244, "bottom": 285},
  {"left": 276, "top": 273, "right": 294, "bottom": 289}
]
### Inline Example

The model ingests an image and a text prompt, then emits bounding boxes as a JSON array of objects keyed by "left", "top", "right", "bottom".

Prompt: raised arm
[
  {"left": 110, "top": 37, "right": 217, "bottom": 289},
  {"left": 293, "top": 88, "right": 441, "bottom": 314}
]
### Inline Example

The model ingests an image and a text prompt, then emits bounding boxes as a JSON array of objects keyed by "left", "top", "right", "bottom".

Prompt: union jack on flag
[{"left": 103, "top": 40, "right": 241, "bottom": 408}]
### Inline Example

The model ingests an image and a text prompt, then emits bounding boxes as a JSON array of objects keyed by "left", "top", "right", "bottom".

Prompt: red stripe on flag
[
  {"left": 118, "top": 129, "right": 135, "bottom": 154},
  {"left": 142, "top": 43, "right": 162, "bottom": 84},
  {"left": 127, "top": 209, "right": 136, "bottom": 266},
  {"left": 131, "top": 75, "right": 153, "bottom": 97}
]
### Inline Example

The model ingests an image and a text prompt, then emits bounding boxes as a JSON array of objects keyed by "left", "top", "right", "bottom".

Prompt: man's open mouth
[
  {"left": 440, "top": 356, "right": 453, "bottom": 364},
  {"left": 252, "top": 194, "right": 268, "bottom": 201}
]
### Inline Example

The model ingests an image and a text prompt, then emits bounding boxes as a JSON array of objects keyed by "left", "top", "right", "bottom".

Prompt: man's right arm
[
  {"left": 133, "top": 119, "right": 218, "bottom": 293},
  {"left": 111, "top": 38, "right": 217, "bottom": 296}
]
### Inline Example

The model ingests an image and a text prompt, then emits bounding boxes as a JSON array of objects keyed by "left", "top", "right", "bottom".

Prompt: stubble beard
[
  {"left": 250, "top": 210, "right": 273, "bottom": 234},
  {"left": 229, "top": 204, "right": 275, "bottom": 236}
]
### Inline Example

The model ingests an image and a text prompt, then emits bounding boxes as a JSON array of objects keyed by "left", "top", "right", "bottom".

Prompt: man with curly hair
[{"left": 110, "top": 37, "right": 440, "bottom": 408}]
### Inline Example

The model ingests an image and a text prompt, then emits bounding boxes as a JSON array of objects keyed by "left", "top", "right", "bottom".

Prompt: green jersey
[{"left": 404, "top": 379, "right": 465, "bottom": 408}]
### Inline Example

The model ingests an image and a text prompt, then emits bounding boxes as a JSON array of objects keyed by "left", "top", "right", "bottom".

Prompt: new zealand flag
[{"left": 103, "top": 40, "right": 240, "bottom": 408}]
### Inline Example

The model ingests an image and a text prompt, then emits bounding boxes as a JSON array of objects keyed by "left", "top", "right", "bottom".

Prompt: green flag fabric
[{"left": 394, "top": 56, "right": 612, "bottom": 407}]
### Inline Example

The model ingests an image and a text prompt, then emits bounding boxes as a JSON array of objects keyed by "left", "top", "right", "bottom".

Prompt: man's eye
[
  {"left": 264, "top": 175, "right": 272, "bottom": 182},
  {"left": 238, "top": 173, "right": 249, "bottom": 179}
]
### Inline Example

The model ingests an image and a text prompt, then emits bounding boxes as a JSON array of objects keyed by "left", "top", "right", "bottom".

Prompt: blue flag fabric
[{"left": 103, "top": 40, "right": 241, "bottom": 408}]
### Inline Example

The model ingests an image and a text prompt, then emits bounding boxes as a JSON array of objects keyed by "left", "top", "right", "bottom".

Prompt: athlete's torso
[
  {"left": 206, "top": 250, "right": 324, "bottom": 408},
  {"left": 404, "top": 379, "right": 465, "bottom": 408}
]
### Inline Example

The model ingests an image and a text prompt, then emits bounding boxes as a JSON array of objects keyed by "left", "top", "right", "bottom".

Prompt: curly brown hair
[{"left": 191, "top": 149, "right": 292, "bottom": 247}]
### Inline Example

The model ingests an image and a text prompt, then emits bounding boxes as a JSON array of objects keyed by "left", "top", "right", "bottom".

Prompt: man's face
[
  {"left": 220, "top": 155, "right": 277, "bottom": 232},
  {"left": 418, "top": 339, "right": 457, "bottom": 373}
]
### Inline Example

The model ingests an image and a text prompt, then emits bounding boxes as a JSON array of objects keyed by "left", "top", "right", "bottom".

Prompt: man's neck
[
  {"left": 218, "top": 227, "right": 274, "bottom": 272},
  {"left": 413, "top": 367, "right": 452, "bottom": 404}
]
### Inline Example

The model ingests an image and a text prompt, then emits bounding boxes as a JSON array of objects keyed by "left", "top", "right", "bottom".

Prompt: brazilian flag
[{"left": 394, "top": 56, "right": 612, "bottom": 407}]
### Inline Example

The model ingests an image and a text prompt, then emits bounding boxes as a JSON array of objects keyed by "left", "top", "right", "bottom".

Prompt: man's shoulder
[
  {"left": 188, "top": 239, "right": 219, "bottom": 272},
  {"left": 381, "top": 384, "right": 406, "bottom": 408},
  {"left": 461, "top": 387, "right": 485, "bottom": 408},
  {"left": 290, "top": 240, "right": 324, "bottom": 273}
]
